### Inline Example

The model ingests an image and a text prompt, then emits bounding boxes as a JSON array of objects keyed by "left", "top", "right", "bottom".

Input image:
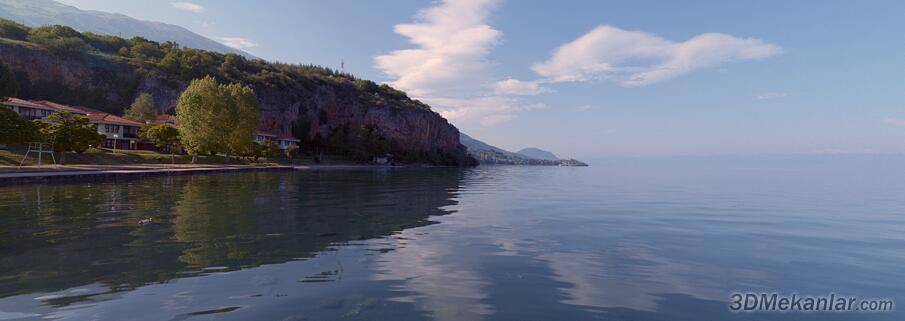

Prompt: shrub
[{"left": 0, "top": 19, "right": 29, "bottom": 41}]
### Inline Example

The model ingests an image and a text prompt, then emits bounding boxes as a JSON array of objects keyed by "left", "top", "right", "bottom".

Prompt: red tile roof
[
  {"left": 277, "top": 134, "right": 300, "bottom": 141},
  {"left": 255, "top": 130, "right": 278, "bottom": 137},
  {"left": 4, "top": 98, "right": 55, "bottom": 110},
  {"left": 149, "top": 114, "right": 177, "bottom": 125},
  {"left": 34, "top": 101, "right": 94, "bottom": 114},
  {"left": 87, "top": 113, "right": 144, "bottom": 126}
]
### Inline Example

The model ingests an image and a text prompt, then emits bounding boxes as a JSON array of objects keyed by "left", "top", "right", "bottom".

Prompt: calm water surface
[{"left": 0, "top": 156, "right": 904, "bottom": 320}]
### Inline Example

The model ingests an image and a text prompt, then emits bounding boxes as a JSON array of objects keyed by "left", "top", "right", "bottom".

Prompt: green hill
[{"left": 0, "top": 18, "right": 475, "bottom": 166}]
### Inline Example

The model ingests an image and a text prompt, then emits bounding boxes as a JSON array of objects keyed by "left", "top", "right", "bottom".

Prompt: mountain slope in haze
[
  {"left": 460, "top": 133, "right": 523, "bottom": 158},
  {"left": 516, "top": 148, "right": 559, "bottom": 161},
  {"left": 460, "top": 133, "right": 587, "bottom": 166},
  {"left": 0, "top": 0, "right": 253, "bottom": 58}
]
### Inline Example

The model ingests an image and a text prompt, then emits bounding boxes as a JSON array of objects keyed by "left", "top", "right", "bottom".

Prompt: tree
[
  {"left": 27, "top": 25, "right": 90, "bottom": 57},
  {"left": 262, "top": 141, "right": 281, "bottom": 159},
  {"left": 249, "top": 142, "right": 265, "bottom": 162},
  {"left": 176, "top": 76, "right": 226, "bottom": 162},
  {"left": 0, "top": 107, "right": 37, "bottom": 145},
  {"left": 0, "top": 19, "right": 29, "bottom": 41},
  {"left": 0, "top": 60, "right": 18, "bottom": 100},
  {"left": 124, "top": 93, "right": 157, "bottom": 122},
  {"left": 140, "top": 124, "right": 180, "bottom": 164},
  {"left": 175, "top": 76, "right": 258, "bottom": 162},
  {"left": 224, "top": 83, "right": 258, "bottom": 158},
  {"left": 40, "top": 112, "right": 106, "bottom": 164},
  {"left": 285, "top": 144, "right": 300, "bottom": 162}
]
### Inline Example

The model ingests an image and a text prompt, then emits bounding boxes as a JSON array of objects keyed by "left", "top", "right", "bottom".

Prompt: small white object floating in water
[{"left": 138, "top": 218, "right": 153, "bottom": 225}]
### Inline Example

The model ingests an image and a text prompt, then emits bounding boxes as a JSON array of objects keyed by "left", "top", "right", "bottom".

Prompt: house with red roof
[
  {"left": 86, "top": 113, "right": 144, "bottom": 150},
  {"left": 5, "top": 98, "right": 301, "bottom": 152},
  {"left": 3, "top": 98, "right": 144, "bottom": 150},
  {"left": 2, "top": 98, "right": 87, "bottom": 120}
]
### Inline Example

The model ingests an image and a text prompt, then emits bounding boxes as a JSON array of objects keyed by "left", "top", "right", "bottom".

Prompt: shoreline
[
  {"left": 0, "top": 165, "right": 293, "bottom": 184},
  {"left": 0, "top": 163, "right": 454, "bottom": 185}
]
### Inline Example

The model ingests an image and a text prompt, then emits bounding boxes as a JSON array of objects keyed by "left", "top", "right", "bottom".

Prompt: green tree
[
  {"left": 0, "top": 19, "right": 29, "bottom": 41},
  {"left": 249, "top": 142, "right": 265, "bottom": 162},
  {"left": 360, "top": 124, "right": 389, "bottom": 159},
  {"left": 27, "top": 25, "right": 90, "bottom": 57},
  {"left": 262, "top": 140, "right": 281, "bottom": 158},
  {"left": 224, "top": 83, "right": 258, "bottom": 158},
  {"left": 0, "top": 106, "right": 37, "bottom": 145},
  {"left": 124, "top": 93, "right": 157, "bottom": 122},
  {"left": 175, "top": 76, "right": 258, "bottom": 162},
  {"left": 176, "top": 76, "right": 225, "bottom": 161},
  {"left": 0, "top": 60, "right": 18, "bottom": 99},
  {"left": 285, "top": 144, "right": 300, "bottom": 162},
  {"left": 139, "top": 124, "right": 180, "bottom": 164},
  {"left": 40, "top": 112, "right": 106, "bottom": 164}
]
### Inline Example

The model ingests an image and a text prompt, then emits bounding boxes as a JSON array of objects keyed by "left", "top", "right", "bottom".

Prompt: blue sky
[{"left": 58, "top": 0, "right": 905, "bottom": 158}]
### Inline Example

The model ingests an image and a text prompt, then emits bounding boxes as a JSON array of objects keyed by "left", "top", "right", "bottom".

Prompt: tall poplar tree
[{"left": 175, "top": 76, "right": 258, "bottom": 162}]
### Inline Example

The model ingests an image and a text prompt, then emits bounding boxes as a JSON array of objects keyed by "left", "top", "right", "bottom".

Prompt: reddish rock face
[{"left": 1, "top": 43, "right": 474, "bottom": 165}]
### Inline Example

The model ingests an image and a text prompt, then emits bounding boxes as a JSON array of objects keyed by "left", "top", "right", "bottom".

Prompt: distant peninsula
[{"left": 460, "top": 133, "right": 588, "bottom": 166}]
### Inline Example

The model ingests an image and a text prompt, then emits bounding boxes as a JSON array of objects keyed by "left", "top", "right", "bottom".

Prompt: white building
[
  {"left": 254, "top": 131, "right": 300, "bottom": 150},
  {"left": 3, "top": 98, "right": 143, "bottom": 150}
]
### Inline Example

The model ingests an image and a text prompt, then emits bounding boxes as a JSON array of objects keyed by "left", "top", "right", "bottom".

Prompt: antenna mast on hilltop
[{"left": 341, "top": 60, "right": 345, "bottom": 73}]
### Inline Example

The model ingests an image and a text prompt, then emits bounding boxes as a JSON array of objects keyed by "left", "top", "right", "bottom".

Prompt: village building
[
  {"left": 3, "top": 98, "right": 143, "bottom": 150},
  {"left": 4, "top": 98, "right": 302, "bottom": 152},
  {"left": 254, "top": 130, "right": 301, "bottom": 150},
  {"left": 87, "top": 113, "right": 144, "bottom": 150}
]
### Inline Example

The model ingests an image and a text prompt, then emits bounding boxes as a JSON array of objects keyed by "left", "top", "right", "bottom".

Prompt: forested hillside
[{"left": 0, "top": 19, "right": 475, "bottom": 165}]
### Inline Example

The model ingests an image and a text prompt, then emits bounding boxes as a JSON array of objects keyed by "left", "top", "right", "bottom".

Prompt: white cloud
[
  {"left": 430, "top": 96, "right": 544, "bottom": 126},
  {"left": 215, "top": 37, "right": 258, "bottom": 50},
  {"left": 533, "top": 25, "right": 782, "bottom": 86},
  {"left": 757, "top": 92, "right": 793, "bottom": 100},
  {"left": 375, "top": 0, "right": 545, "bottom": 126},
  {"left": 883, "top": 118, "right": 905, "bottom": 126},
  {"left": 493, "top": 79, "right": 551, "bottom": 96},
  {"left": 170, "top": 2, "right": 205, "bottom": 13},
  {"left": 375, "top": 0, "right": 502, "bottom": 98}
]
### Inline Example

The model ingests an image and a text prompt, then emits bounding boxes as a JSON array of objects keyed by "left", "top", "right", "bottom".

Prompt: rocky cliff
[{"left": 0, "top": 38, "right": 474, "bottom": 165}]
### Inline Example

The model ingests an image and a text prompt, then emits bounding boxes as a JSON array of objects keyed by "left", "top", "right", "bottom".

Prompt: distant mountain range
[
  {"left": 0, "top": 0, "right": 253, "bottom": 58},
  {"left": 460, "top": 133, "right": 587, "bottom": 166}
]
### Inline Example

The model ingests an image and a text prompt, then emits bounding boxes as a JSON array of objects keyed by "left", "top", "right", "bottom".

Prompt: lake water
[{"left": 0, "top": 156, "right": 903, "bottom": 321}]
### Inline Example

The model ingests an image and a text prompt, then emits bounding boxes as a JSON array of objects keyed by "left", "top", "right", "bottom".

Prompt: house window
[
  {"left": 19, "top": 107, "right": 42, "bottom": 120},
  {"left": 104, "top": 124, "right": 121, "bottom": 133},
  {"left": 123, "top": 126, "right": 138, "bottom": 138}
]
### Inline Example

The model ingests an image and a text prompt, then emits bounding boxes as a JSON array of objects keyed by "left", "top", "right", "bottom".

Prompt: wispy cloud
[
  {"left": 170, "top": 2, "right": 205, "bottom": 13},
  {"left": 215, "top": 37, "right": 258, "bottom": 50},
  {"left": 757, "top": 92, "right": 794, "bottom": 100},
  {"left": 883, "top": 118, "right": 905, "bottom": 126},
  {"left": 375, "top": 0, "right": 546, "bottom": 126},
  {"left": 533, "top": 25, "right": 782, "bottom": 86},
  {"left": 493, "top": 79, "right": 551, "bottom": 96}
]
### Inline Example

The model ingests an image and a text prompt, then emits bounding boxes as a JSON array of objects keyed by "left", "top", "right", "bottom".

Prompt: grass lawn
[{"left": 0, "top": 145, "right": 357, "bottom": 167}]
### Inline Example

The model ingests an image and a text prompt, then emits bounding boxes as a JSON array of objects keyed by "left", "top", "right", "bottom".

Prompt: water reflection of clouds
[
  {"left": 372, "top": 228, "right": 494, "bottom": 321},
  {"left": 509, "top": 234, "right": 767, "bottom": 312}
]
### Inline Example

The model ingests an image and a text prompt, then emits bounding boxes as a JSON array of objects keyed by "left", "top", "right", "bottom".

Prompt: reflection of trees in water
[
  {"left": 0, "top": 169, "right": 464, "bottom": 299},
  {"left": 173, "top": 175, "right": 262, "bottom": 267},
  {"left": 0, "top": 179, "right": 182, "bottom": 297}
]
